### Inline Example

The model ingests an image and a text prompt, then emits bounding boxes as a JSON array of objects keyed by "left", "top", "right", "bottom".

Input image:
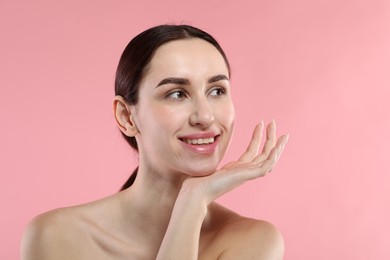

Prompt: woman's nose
[{"left": 189, "top": 97, "right": 215, "bottom": 128}]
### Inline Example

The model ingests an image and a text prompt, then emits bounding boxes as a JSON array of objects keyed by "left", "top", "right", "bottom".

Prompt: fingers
[
  {"left": 253, "top": 120, "right": 277, "bottom": 164},
  {"left": 276, "top": 134, "right": 289, "bottom": 161},
  {"left": 262, "top": 120, "right": 276, "bottom": 155},
  {"left": 203, "top": 129, "right": 288, "bottom": 201},
  {"left": 226, "top": 120, "right": 288, "bottom": 182},
  {"left": 253, "top": 134, "right": 289, "bottom": 177},
  {"left": 238, "top": 121, "right": 264, "bottom": 162}
]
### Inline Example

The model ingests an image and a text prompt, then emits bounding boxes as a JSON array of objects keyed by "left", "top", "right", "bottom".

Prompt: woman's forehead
[{"left": 145, "top": 38, "right": 229, "bottom": 80}]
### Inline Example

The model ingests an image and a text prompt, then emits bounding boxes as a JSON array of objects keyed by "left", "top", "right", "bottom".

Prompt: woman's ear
[{"left": 112, "top": 95, "right": 139, "bottom": 137}]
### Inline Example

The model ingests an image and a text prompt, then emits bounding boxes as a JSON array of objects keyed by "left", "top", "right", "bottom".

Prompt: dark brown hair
[{"left": 115, "top": 24, "right": 231, "bottom": 190}]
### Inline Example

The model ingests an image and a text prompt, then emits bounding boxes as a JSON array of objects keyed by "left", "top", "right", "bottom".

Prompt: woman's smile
[{"left": 178, "top": 132, "right": 221, "bottom": 154}]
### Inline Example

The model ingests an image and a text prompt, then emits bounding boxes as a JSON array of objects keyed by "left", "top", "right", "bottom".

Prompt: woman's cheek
[
  {"left": 153, "top": 104, "right": 188, "bottom": 129},
  {"left": 216, "top": 101, "right": 235, "bottom": 127}
]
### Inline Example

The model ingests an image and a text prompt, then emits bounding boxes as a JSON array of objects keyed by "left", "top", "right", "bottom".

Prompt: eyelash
[
  {"left": 166, "top": 89, "right": 186, "bottom": 100},
  {"left": 166, "top": 87, "right": 227, "bottom": 100},
  {"left": 209, "top": 87, "right": 227, "bottom": 96}
]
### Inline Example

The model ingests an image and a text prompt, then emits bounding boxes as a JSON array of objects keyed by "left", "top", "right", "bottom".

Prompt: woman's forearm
[
  {"left": 156, "top": 189, "right": 207, "bottom": 260},
  {"left": 156, "top": 123, "right": 287, "bottom": 259}
]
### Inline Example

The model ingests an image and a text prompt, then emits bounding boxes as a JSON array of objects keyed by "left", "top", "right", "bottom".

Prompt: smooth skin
[{"left": 21, "top": 39, "right": 288, "bottom": 260}]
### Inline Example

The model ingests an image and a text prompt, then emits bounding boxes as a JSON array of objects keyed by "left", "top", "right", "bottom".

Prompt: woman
[{"left": 21, "top": 24, "right": 289, "bottom": 259}]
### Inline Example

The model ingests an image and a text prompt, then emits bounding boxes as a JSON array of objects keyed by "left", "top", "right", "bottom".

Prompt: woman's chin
[{"left": 185, "top": 166, "right": 217, "bottom": 177}]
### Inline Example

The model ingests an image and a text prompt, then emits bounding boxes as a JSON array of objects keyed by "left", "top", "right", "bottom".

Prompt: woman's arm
[
  {"left": 156, "top": 121, "right": 288, "bottom": 259},
  {"left": 156, "top": 188, "right": 207, "bottom": 259}
]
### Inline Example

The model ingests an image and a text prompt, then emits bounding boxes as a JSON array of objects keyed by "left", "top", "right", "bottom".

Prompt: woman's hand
[
  {"left": 157, "top": 120, "right": 288, "bottom": 259},
  {"left": 180, "top": 120, "right": 289, "bottom": 205}
]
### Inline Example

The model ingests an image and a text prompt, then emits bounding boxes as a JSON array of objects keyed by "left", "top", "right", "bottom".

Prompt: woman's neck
[{"left": 117, "top": 164, "right": 188, "bottom": 242}]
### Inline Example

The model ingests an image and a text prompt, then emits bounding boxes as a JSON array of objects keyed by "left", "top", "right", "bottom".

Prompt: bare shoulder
[
  {"left": 20, "top": 197, "right": 112, "bottom": 260},
  {"left": 20, "top": 204, "right": 95, "bottom": 260},
  {"left": 219, "top": 217, "right": 284, "bottom": 259},
  {"left": 206, "top": 203, "right": 284, "bottom": 260}
]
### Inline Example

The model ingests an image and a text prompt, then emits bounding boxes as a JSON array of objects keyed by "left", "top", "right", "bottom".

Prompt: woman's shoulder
[
  {"left": 23, "top": 198, "right": 103, "bottom": 236},
  {"left": 23, "top": 194, "right": 116, "bottom": 233},
  {"left": 20, "top": 207, "right": 75, "bottom": 259},
  {"left": 20, "top": 198, "right": 112, "bottom": 260},
  {"left": 205, "top": 203, "right": 284, "bottom": 259}
]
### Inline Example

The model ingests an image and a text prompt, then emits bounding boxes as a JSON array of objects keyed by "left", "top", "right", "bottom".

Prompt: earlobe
[{"left": 112, "top": 95, "right": 139, "bottom": 137}]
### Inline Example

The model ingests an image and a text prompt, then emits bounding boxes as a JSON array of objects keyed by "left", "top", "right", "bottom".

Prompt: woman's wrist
[{"left": 176, "top": 182, "right": 209, "bottom": 218}]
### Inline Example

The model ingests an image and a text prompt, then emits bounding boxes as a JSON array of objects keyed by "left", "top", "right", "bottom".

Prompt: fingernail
[
  {"left": 260, "top": 120, "right": 264, "bottom": 129},
  {"left": 285, "top": 134, "right": 290, "bottom": 143}
]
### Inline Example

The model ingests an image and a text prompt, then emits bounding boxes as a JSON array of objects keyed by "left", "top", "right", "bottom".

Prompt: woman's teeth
[{"left": 185, "top": 137, "right": 215, "bottom": 145}]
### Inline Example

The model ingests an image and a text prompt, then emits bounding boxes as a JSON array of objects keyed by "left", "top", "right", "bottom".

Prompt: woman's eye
[
  {"left": 209, "top": 87, "right": 226, "bottom": 97},
  {"left": 166, "top": 90, "right": 186, "bottom": 100}
]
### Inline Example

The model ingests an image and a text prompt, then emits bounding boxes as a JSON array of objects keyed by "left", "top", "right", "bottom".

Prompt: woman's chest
[
  {"left": 83, "top": 226, "right": 160, "bottom": 260},
  {"left": 82, "top": 227, "right": 223, "bottom": 260}
]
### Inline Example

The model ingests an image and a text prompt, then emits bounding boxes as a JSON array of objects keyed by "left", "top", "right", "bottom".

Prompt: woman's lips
[{"left": 179, "top": 134, "right": 220, "bottom": 154}]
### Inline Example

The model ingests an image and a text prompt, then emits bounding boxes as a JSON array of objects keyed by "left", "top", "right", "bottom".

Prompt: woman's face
[{"left": 131, "top": 38, "right": 235, "bottom": 178}]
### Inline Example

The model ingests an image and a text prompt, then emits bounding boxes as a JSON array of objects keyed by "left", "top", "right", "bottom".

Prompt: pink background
[{"left": 1, "top": 0, "right": 389, "bottom": 259}]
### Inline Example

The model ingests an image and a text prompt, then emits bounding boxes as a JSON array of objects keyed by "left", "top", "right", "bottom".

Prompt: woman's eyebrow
[
  {"left": 156, "top": 78, "right": 190, "bottom": 88},
  {"left": 208, "top": 74, "right": 229, "bottom": 83},
  {"left": 155, "top": 74, "right": 229, "bottom": 88}
]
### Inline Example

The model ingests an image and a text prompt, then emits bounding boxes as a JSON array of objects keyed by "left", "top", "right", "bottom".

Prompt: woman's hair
[{"left": 115, "top": 24, "right": 231, "bottom": 190}]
